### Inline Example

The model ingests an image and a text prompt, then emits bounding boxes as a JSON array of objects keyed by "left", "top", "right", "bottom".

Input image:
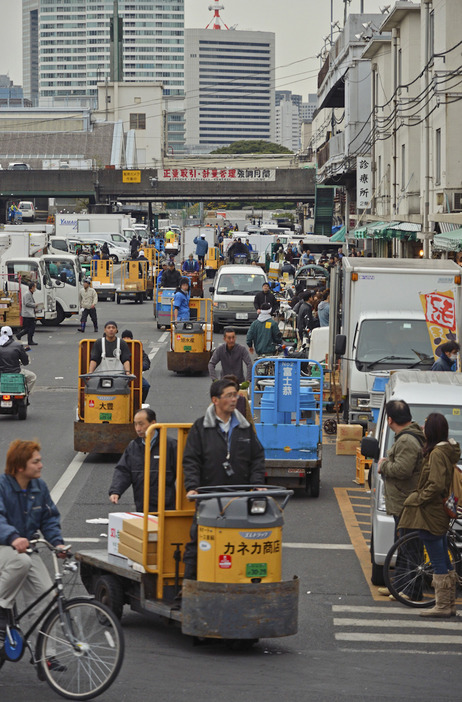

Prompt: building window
[
  {"left": 129, "top": 113, "right": 146, "bottom": 129},
  {"left": 435, "top": 128, "right": 441, "bottom": 186}
]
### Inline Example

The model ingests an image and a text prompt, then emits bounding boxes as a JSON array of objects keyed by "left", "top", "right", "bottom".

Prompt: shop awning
[
  {"left": 352, "top": 221, "right": 420, "bottom": 241},
  {"left": 330, "top": 225, "right": 346, "bottom": 242},
  {"left": 433, "top": 228, "right": 462, "bottom": 252}
]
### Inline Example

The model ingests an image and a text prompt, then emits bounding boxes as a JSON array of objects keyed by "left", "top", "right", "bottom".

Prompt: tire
[
  {"left": 116, "top": 295, "right": 120, "bottom": 304},
  {"left": 370, "top": 534, "right": 385, "bottom": 586},
  {"left": 384, "top": 532, "right": 462, "bottom": 608},
  {"left": 17, "top": 403, "right": 27, "bottom": 421},
  {"left": 93, "top": 575, "right": 125, "bottom": 620},
  {"left": 307, "top": 467, "right": 320, "bottom": 498},
  {"left": 41, "top": 303, "right": 65, "bottom": 326},
  {"left": 36, "top": 597, "right": 124, "bottom": 700},
  {"left": 110, "top": 255, "right": 118, "bottom": 264}
]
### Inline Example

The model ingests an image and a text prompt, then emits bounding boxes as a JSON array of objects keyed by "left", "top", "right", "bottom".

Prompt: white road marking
[
  {"left": 339, "top": 648, "right": 462, "bottom": 656},
  {"left": 148, "top": 346, "right": 160, "bottom": 360},
  {"left": 334, "top": 618, "right": 462, "bottom": 630},
  {"left": 158, "top": 331, "right": 169, "bottom": 343},
  {"left": 333, "top": 605, "right": 417, "bottom": 614},
  {"left": 336, "top": 633, "right": 462, "bottom": 644},
  {"left": 284, "top": 542, "right": 354, "bottom": 550},
  {"left": 51, "top": 452, "right": 86, "bottom": 505}
]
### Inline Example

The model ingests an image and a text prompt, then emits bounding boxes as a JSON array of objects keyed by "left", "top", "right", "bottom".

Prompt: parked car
[
  {"left": 18, "top": 201, "right": 35, "bottom": 222},
  {"left": 8, "top": 162, "right": 31, "bottom": 170},
  {"left": 93, "top": 239, "right": 129, "bottom": 264}
]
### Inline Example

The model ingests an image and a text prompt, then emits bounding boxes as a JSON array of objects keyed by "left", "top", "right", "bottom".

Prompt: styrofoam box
[{"left": 108, "top": 512, "right": 144, "bottom": 558}]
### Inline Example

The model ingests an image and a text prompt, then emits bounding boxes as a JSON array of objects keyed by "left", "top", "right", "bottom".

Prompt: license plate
[
  {"left": 246, "top": 563, "right": 267, "bottom": 578},
  {"left": 287, "top": 468, "right": 305, "bottom": 474},
  {"left": 99, "top": 412, "right": 112, "bottom": 421},
  {"left": 236, "top": 312, "right": 248, "bottom": 320},
  {"left": 1, "top": 401, "right": 12, "bottom": 408}
]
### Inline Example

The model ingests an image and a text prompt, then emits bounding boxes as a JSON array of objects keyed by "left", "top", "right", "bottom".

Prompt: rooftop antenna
[{"left": 205, "top": 0, "right": 229, "bottom": 30}]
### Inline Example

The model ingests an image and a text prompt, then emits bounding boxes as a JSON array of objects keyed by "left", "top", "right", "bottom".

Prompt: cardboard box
[
  {"left": 122, "top": 515, "right": 158, "bottom": 542},
  {"left": 336, "top": 424, "right": 363, "bottom": 442},
  {"left": 118, "top": 541, "right": 156, "bottom": 566},
  {"left": 119, "top": 529, "right": 157, "bottom": 554},
  {"left": 336, "top": 439, "right": 361, "bottom": 456},
  {"left": 108, "top": 512, "right": 144, "bottom": 557}
]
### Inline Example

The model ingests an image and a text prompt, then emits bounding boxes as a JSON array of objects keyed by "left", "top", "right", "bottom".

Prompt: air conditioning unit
[{"left": 453, "top": 192, "right": 462, "bottom": 212}]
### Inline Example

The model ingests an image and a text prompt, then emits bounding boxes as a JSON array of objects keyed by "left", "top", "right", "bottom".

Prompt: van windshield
[
  {"left": 356, "top": 319, "right": 433, "bottom": 370},
  {"left": 385, "top": 404, "right": 462, "bottom": 454},
  {"left": 217, "top": 273, "right": 266, "bottom": 295}
]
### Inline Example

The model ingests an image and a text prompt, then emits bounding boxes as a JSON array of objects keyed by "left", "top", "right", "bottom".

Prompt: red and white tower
[{"left": 205, "top": 0, "right": 229, "bottom": 30}]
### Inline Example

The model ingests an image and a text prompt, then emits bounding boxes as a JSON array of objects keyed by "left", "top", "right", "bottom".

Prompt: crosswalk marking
[
  {"left": 334, "top": 617, "right": 462, "bottom": 630},
  {"left": 336, "top": 633, "right": 462, "bottom": 644}
]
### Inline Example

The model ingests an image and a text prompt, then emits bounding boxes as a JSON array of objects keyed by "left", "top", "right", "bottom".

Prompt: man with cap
[
  {"left": 78, "top": 278, "right": 98, "bottom": 333},
  {"left": 253, "top": 281, "right": 279, "bottom": 315},
  {"left": 121, "top": 330, "right": 150, "bottom": 403},
  {"left": 193, "top": 233, "right": 209, "bottom": 268},
  {"left": 0, "top": 326, "right": 36, "bottom": 394},
  {"left": 161, "top": 260, "right": 182, "bottom": 289},
  {"left": 88, "top": 321, "right": 131, "bottom": 374}
]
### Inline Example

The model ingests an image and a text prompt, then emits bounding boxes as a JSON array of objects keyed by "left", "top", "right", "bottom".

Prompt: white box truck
[
  {"left": 331, "top": 258, "right": 462, "bottom": 424},
  {"left": 54, "top": 213, "right": 134, "bottom": 238}
]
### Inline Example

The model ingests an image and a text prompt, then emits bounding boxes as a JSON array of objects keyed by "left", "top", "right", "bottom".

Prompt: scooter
[{"left": 0, "top": 372, "right": 29, "bottom": 420}]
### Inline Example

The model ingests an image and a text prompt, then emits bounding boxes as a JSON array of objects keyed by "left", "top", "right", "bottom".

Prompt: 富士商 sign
[
  {"left": 420, "top": 290, "right": 457, "bottom": 362},
  {"left": 122, "top": 170, "right": 141, "bottom": 183},
  {"left": 159, "top": 167, "right": 275, "bottom": 182}
]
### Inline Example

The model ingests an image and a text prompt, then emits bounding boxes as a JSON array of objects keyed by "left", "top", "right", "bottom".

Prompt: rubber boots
[
  {"left": 419, "top": 572, "right": 456, "bottom": 618},
  {"left": 448, "top": 569, "right": 459, "bottom": 616},
  {"left": 78, "top": 322, "right": 85, "bottom": 333}
]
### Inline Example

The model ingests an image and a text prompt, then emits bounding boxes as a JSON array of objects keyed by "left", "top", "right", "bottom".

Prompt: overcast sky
[{"left": 0, "top": 0, "right": 386, "bottom": 96}]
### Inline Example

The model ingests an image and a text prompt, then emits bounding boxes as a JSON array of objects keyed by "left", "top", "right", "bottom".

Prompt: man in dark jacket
[
  {"left": 296, "top": 290, "right": 315, "bottom": 341},
  {"left": 0, "top": 439, "right": 65, "bottom": 646},
  {"left": 182, "top": 379, "right": 265, "bottom": 579},
  {"left": 247, "top": 303, "right": 283, "bottom": 356},
  {"left": 160, "top": 261, "right": 182, "bottom": 289},
  {"left": 431, "top": 340, "right": 460, "bottom": 371},
  {"left": 208, "top": 327, "right": 252, "bottom": 384},
  {"left": 109, "top": 408, "right": 177, "bottom": 511},
  {"left": 253, "top": 281, "right": 279, "bottom": 314}
]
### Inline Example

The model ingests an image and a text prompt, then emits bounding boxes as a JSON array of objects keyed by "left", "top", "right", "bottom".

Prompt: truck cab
[{"left": 41, "top": 254, "right": 83, "bottom": 325}]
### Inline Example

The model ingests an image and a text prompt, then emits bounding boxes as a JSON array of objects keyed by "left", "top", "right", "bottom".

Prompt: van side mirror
[
  {"left": 361, "top": 436, "right": 380, "bottom": 461},
  {"left": 209, "top": 286, "right": 215, "bottom": 293},
  {"left": 335, "top": 334, "right": 347, "bottom": 357}
]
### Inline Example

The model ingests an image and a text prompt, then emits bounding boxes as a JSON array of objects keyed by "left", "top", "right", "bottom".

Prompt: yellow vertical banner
[{"left": 419, "top": 290, "right": 457, "bottom": 361}]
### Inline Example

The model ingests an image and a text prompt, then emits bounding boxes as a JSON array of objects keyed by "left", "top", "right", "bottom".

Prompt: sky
[{"left": 0, "top": 0, "right": 387, "bottom": 96}]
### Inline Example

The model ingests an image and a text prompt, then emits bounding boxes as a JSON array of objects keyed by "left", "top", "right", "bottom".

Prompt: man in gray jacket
[
  {"left": 377, "top": 399, "right": 425, "bottom": 597},
  {"left": 16, "top": 282, "right": 38, "bottom": 348},
  {"left": 208, "top": 327, "right": 252, "bottom": 385}
]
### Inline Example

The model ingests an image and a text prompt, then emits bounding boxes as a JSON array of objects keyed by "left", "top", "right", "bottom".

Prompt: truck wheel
[
  {"left": 17, "top": 403, "right": 27, "bottom": 420},
  {"left": 40, "top": 302, "right": 65, "bottom": 326},
  {"left": 224, "top": 639, "right": 258, "bottom": 651},
  {"left": 308, "top": 467, "right": 320, "bottom": 498},
  {"left": 93, "top": 574, "right": 125, "bottom": 620}
]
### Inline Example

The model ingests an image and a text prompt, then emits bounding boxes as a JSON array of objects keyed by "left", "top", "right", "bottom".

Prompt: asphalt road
[{"left": 0, "top": 295, "right": 461, "bottom": 702}]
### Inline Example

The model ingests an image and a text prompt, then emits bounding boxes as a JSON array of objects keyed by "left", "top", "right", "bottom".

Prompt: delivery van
[{"left": 209, "top": 264, "right": 268, "bottom": 332}]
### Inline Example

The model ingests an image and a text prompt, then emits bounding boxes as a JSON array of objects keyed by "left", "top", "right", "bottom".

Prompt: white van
[
  {"left": 73, "top": 232, "right": 130, "bottom": 250},
  {"left": 363, "top": 370, "right": 462, "bottom": 585},
  {"left": 209, "top": 264, "right": 268, "bottom": 332}
]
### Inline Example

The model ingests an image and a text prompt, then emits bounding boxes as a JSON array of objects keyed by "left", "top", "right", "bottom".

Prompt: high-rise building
[
  {"left": 275, "top": 97, "right": 300, "bottom": 152},
  {"left": 22, "top": 0, "right": 186, "bottom": 154},
  {"left": 184, "top": 2, "right": 275, "bottom": 152},
  {"left": 300, "top": 94, "right": 317, "bottom": 123}
]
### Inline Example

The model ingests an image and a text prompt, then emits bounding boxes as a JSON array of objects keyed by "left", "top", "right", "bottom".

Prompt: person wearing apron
[{"left": 88, "top": 321, "right": 131, "bottom": 375}]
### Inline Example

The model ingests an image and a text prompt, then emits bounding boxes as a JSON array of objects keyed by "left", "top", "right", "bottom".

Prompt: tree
[{"left": 211, "top": 140, "right": 293, "bottom": 155}]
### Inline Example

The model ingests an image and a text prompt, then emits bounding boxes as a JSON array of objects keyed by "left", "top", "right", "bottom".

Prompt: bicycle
[
  {"left": 0, "top": 538, "right": 124, "bottom": 700},
  {"left": 383, "top": 515, "right": 462, "bottom": 608}
]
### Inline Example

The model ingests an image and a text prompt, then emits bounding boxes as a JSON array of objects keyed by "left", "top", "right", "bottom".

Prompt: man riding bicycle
[{"left": 0, "top": 439, "right": 65, "bottom": 667}]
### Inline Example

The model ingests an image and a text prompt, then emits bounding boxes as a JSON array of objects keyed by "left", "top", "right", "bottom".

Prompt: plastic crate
[{"left": 0, "top": 373, "right": 26, "bottom": 393}]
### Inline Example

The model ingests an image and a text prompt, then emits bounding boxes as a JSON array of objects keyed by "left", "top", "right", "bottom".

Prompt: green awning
[
  {"left": 352, "top": 221, "right": 420, "bottom": 241},
  {"left": 330, "top": 225, "right": 345, "bottom": 242},
  {"left": 433, "top": 228, "right": 462, "bottom": 252},
  {"left": 352, "top": 221, "right": 389, "bottom": 239}
]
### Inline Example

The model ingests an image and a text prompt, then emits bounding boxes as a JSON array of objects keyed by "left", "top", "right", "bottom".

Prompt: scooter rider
[
  {"left": 88, "top": 321, "right": 131, "bottom": 374},
  {"left": 0, "top": 326, "right": 36, "bottom": 394}
]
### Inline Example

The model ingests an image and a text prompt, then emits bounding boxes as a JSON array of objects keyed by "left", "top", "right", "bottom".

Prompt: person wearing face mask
[{"left": 431, "top": 340, "right": 460, "bottom": 371}]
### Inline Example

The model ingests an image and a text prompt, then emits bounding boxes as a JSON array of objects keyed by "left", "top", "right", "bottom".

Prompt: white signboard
[
  {"left": 356, "top": 156, "right": 372, "bottom": 210},
  {"left": 159, "top": 167, "right": 276, "bottom": 182}
]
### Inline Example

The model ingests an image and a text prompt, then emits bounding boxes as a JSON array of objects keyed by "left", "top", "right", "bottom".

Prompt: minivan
[
  {"left": 18, "top": 201, "right": 35, "bottom": 221},
  {"left": 209, "top": 264, "right": 268, "bottom": 332},
  {"left": 363, "top": 370, "right": 462, "bottom": 585}
]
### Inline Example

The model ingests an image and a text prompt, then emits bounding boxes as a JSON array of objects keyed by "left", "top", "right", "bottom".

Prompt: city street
[{"left": 0, "top": 295, "right": 461, "bottom": 702}]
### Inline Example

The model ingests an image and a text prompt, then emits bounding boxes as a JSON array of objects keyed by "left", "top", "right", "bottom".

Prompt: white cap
[
  {"left": 1, "top": 326, "right": 13, "bottom": 336},
  {"left": 200, "top": 233, "right": 206, "bottom": 237}
]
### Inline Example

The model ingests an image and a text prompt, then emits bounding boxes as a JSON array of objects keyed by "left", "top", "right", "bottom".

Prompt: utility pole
[{"left": 422, "top": 0, "right": 432, "bottom": 259}]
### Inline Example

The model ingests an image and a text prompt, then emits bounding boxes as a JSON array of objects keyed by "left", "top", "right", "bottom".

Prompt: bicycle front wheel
[
  {"left": 36, "top": 597, "right": 124, "bottom": 700},
  {"left": 384, "top": 531, "right": 461, "bottom": 608}
]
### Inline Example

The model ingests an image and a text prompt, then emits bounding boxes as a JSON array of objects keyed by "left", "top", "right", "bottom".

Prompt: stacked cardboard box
[
  {"left": 336, "top": 424, "right": 363, "bottom": 456},
  {"left": 118, "top": 515, "right": 158, "bottom": 566}
]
